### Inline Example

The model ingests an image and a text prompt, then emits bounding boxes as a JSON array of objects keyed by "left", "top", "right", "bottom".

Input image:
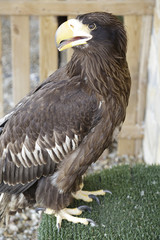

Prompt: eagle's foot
[
  {"left": 72, "top": 189, "right": 112, "bottom": 204},
  {"left": 44, "top": 207, "right": 96, "bottom": 230}
]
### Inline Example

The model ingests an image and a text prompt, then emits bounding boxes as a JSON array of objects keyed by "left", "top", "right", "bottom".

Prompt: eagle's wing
[{"left": 0, "top": 74, "right": 102, "bottom": 195}]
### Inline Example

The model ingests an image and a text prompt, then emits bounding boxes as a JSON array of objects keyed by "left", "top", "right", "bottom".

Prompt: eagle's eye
[{"left": 88, "top": 23, "right": 97, "bottom": 30}]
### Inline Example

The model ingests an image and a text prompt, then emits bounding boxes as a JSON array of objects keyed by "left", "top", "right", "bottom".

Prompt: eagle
[{"left": 0, "top": 12, "right": 131, "bottom": 229}]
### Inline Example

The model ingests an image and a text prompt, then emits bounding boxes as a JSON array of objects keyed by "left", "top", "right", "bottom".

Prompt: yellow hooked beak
[{"left": 55, "top": 19, "right": 92, "bottom": 51}]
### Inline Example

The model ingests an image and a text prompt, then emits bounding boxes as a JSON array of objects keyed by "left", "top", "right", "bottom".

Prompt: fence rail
[
  {"left": 0, "top": 0, "right": 154, "bottom": 16},
  {"left": 0, "top": 0, "right": 155, "bottom": 155}
]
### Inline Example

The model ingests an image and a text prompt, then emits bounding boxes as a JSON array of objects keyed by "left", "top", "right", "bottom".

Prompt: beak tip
[{"left": 57, "top": 47, "right": 62, "bottom": 52}]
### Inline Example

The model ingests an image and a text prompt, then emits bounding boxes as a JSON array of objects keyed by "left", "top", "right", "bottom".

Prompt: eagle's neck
[{"left": 67, "top": 50, "right": 130, "bottom": 105}]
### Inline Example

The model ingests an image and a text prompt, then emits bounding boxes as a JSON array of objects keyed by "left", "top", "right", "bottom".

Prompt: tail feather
[
  {"left": 0, "top": 192, "right": 28, "bottom": 226},
  {"left": 0, "top": 193, "right": 11, "bottom": 226}
]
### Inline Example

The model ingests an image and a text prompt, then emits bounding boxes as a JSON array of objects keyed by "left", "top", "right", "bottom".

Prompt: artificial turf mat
[{"left": 38, "top": 164, "right": 160, "bottom": 240}]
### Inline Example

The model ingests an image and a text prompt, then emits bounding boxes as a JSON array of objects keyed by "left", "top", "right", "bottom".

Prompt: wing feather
[
  {"left": 10, "top": 163, "right": 16, "bottom": 185},
  {"left": 10, "top": 150, "right": 21, "bottom": 167},
  {"left": 55, "top": 143, "right": 65, "bottom": 157},
  {"left": 0, "top": 74, "right": 101, "bottom": 194}
]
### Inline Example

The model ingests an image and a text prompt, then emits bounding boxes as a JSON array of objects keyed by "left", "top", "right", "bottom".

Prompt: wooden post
[
  {"left": 0, "top": 0, "right": 155, "bottom": 16},
  {"left": 135, "top": 15, "right": 152, "bottom": 155},
  {"left": 11, "top": 16, "right": 30, "bottom": 105},
  {"left": 118, "top": 16, "right": 142, "bottom": 155},
  {"left": 39, "top": 16, "right": 58, "bottom": 82}
]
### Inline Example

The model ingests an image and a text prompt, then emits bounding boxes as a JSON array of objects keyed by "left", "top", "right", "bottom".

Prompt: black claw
[
  {"left": 88, "top": 194, "right": 100, "bottom": 205},
  {"left": 104, "top": 190, "right": 112, "bottom": 194},
  {"left": 57, "top": 223, "right": 61, "bottom": 233},
  {"left": 78, "top": 205, "right": 92, "bottom": 213},
  {"left": 35, "top": 207, "right": 46, "bottom": 213},
  {"left": 87, "top": 218, "right": 97, "bottom": 227}
]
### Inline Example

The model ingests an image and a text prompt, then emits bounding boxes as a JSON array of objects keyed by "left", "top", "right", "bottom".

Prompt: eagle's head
[{"left": 55, "top": 12, "right": 127, "bottom": 57}]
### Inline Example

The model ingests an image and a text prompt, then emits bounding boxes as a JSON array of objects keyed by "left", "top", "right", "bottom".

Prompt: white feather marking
[
  {"left": 74, "top": 134, "right": 79, "bottom": 144},
  {"left": 62, "top": 141, "right": 68, "bottom": 154},
  {"left": 53, "top": 146, "right": 61, "bottom": 160},
  {"left": 98, "top": 100, "right": 105, "bottom": 109},
  {"left": 10, "top": 150, "right": 20, "bottom": 167},
  {"left": 98, "top": 101, "right": 102, "bottom": 109},
  {"left": 32, "top": 148, "right": 42, "bottom": 165},
  {"left": 55, "top": 143, "right": 64, "bottom": 157},
  {"left": 22, "top": 144, "right": 32, "bottom": 160},
  {"left": 22, "top": 142, "right": 37, "bottom": 166},
  {"left": 62, "top": 135, "right": 79, "bottom": 154},
  {"left": 72, "top": 140, "right": 76, "bottom": 150},
  {"left": 35, "top": 141, "right": 46, "bottom": 164},
  {"left": 21, "top": 145, "right": 31, "bottom": 168},
  {"left": 46, "top": 149, "right": 59, "bottom": 163},
  {"left": 46, "top": 149, "right": 54, "bottom": 159},
  {"left": 17, "top": 153, "right": 28, "bottom": 168},
  {"left": 24, "top": 136, "right": 38, "bottom": 164},
  {"left": 65, "top": 135, "right": 71, "bottom": 150},
  {"left": 32, "top": 141, "right": 45, "bottom": 165},
  {"left": 0, "top": 193, "right": 4, "bottom": 202},
  {"left": 23, "top": 136, "right": 44, "bottom": 166}
]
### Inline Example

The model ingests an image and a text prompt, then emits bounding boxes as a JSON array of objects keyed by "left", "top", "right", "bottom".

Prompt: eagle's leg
[
  {"left": 44, "top": 207, "right": 96, "bottom": 229},
  {"left": 72, "top": 183, "right": 112, "bottom": 203}
]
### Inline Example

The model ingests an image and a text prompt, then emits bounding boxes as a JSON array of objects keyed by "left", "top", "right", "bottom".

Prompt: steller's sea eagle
[{"left": 0, "top": 12, "right": 131, "bottom": 228}]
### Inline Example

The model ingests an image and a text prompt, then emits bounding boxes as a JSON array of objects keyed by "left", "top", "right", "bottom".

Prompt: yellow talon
[
  {"left": 44, "top": 207, "right": 96, "bottom": 229},
  {"left": 72, "top": 189, "right": 108, "bottom": 202}
]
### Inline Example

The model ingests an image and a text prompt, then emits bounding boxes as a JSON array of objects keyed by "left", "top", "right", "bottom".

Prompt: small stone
[{"left": 8, "top": 224, "right": 18, "bottom": 233}]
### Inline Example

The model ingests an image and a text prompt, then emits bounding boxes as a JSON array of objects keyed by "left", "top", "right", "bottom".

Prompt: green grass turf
[{"left": 38, "top": 165, "right": 160, "bottom": 240}]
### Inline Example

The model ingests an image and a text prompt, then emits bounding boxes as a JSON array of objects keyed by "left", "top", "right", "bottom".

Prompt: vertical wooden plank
[
  {"left": 11, "top": 16, "right": 30, "bottom": 105},
  {"left": 118, "top": 16, "right": 142, "bottom": 155},
  {"left": 135, "top": 15, "right": 152, "bottom": 155},
  {"left": 0, "top": 17, "right": 3, "bottom": 117},
  {"left": 39, "top": 16, "right": 58, "bottom": 82},
  {"left": 137, "top": 16, "right": 152, "bottom": 124}
]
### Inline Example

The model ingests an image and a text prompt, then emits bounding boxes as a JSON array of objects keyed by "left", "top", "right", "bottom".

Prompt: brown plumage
[{"left": 0, "top": 12, "right": 131, "bottom": 226}]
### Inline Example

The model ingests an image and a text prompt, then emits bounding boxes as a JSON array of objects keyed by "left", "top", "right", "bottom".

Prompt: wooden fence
[{"left": 0, "top": 0, "right": 155, "bottom": 155}]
